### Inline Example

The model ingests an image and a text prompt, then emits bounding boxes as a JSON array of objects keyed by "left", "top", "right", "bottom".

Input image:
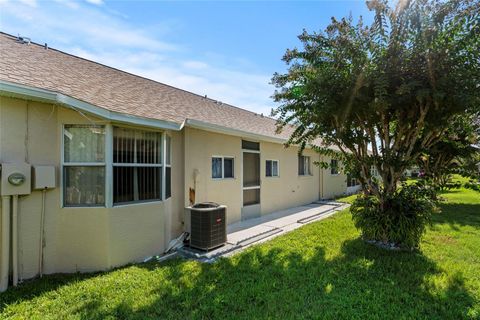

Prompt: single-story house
[{"left": 0, "top": 32, "right": 361, "bottom": 289}]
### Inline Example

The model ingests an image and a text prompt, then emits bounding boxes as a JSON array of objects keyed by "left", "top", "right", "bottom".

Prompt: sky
[{"left": 0, "top": 0, "right": 374, "bottom": 116}]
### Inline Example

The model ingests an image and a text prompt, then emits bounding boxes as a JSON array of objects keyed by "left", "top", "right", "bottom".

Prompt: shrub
[
  {"left": 350, "top": 183, "right": 438, "bottom": 249},
  {"left": 464, "top": 180, "right": 480, "bottom": 192}
]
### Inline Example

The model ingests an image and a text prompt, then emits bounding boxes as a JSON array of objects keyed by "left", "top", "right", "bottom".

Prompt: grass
[{"left": 1, "top": 186, "right": 479, "bottom": 319}]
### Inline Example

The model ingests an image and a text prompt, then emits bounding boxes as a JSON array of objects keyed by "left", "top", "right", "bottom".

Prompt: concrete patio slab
[
  {"left": 177, "top": 201, "right": 349, "bottom": 263},
  {"left": 227, "top": 224, "right": 279, "bottom": 245}
]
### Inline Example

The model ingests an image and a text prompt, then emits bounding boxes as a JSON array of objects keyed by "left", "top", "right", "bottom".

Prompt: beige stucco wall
[
  {"left": 320, "top": 156, "right": 348, "bottom": 199},
  {"left": 260, "top": 141, "right": 320, "bottom": 214},
  {"left": 184, "top": 127, "right": 335, "bottom": 225},
  {"left": 0, "top": 96, "right": 183, "bottom": 280},
  {"left": 184, "top": 127, "right": 243, "bottom": 224}
]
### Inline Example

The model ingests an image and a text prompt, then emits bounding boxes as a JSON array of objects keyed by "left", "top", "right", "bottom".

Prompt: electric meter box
[
  {"left": 33, "top": 166, "right": 56, "bottom": 190},
  {"left": 0, "top": 163, "right": 32, "bottom": 196}
]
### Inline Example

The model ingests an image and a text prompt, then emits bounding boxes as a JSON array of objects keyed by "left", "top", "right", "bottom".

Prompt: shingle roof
[{"left": 0, "top": 32, "right": 299, "bottom": 141}]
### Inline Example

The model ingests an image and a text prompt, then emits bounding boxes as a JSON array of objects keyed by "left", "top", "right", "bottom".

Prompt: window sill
[
  {"left": 212, "top": 177, "right": 236, "bottom": 180},
  {"left": 266, "top": 176, "right": 280, "bottom": 178},
  {"left": 113, "top": 199, "right": 164, "bottom": 208},
  {"left": 298, "top": 174, "right": 313, "bottom": 177},
  {"left": 62, "top": 205, "right": 106, "bottom": 209}
]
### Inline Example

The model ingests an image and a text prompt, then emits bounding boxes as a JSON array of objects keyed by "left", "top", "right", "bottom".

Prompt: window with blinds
[{"left": 113, "top": 127, "right": 163, "bottom": 204}]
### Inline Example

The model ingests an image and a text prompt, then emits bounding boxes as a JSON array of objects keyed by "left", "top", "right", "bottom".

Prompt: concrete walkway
[{"left": 177, "top": 201, "right": 349, "bottom": 262}]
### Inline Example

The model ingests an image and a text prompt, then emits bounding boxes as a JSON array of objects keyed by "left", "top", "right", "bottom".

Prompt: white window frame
[
  {"left": 164, "top": 134, "right": 172, "bottom": 199},
  {"left": 298, "top": 155, "right": 311, "bottom": 176},
  {"left": 265, "top": 159, "right": 280, "bottom": 177},
  {"left": 212, "top": 156, "right": 235, "bottom": 179},
  {"left": 62, "top": 123, "right": 171, "bottom": 208},
  {"left": 347, "top": 173, "right": 360, "bottom": 187},
  {"left": 331, "top": 159, "right": 339, "bottom": 175},
  {"left": 61, "top": 124, "right": 107, "bottom": 208}
]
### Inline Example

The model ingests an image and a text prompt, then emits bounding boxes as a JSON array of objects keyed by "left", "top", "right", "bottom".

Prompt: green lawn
[{"left": 1, "top": 187, "right": 479, "bottom": 319}]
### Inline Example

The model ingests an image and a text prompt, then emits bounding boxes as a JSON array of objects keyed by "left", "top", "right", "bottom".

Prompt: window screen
[
  {"left": 63, "top": 125, "right": 105, "bottom": 207},
  {"left": 243, "top": 188, "right": 260, "bottom": 206},
  {"left": 266, "top": 160, "right": 279, "bottom": 177},
  {"left": 224, "top": 157, "right": 234, "bottom": 178},
  {"left": 331, "top": 159, "right": 339, "bottom": 175},
  {"left": 64, "top": 166, "right": 105, "bottom": 206},
  {"left": 243, "top": 152, "right": 260, "bottom": 187},
  {"left": 298, "top": 155, "right": 311, "bottom": 175},
  {"left": 347, "top": 174, "right": 359, "bottom": 187},
  {"left": 113, "top": 128, "right": 162, "bottom": 204},
  {"left": 212, "top": 157, "right": 223, "bottom": 178},
  {"left": 242, "top": 140, "right": 260, "bottom": 151},
  {"left": 212, "top": 157, "right": 234, "bottom": 179}
]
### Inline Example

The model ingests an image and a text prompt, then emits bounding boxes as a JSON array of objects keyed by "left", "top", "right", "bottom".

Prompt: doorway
[{"left": 241, "top": 140, "right": 261, "bottom": 220}]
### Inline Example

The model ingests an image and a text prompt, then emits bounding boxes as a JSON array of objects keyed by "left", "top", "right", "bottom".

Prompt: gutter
[
  {"left": 0, "top": 80, "right": 182, "bottom": 131},
  {"left": 184, "top": 118, "right": 289, "bottom": 145},
  {"left": 184, "top": 119, "right": 326, "bottom": 151}
]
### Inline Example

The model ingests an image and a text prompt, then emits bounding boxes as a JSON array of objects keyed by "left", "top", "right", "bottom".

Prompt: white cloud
[
  {"left": 85, "top": 0, "right": 103, "bottom": 5},
  {"left": 0, "top": 0, "right": 275, "bottom": 115},
  {"left": 182, "top": 60, "right": 209, "bottom": 70},
  {"left": 18, "top": 0, "right": 37, "bottom": 7},
  {"left": 52, "top": 0, "right": 80, "bottom": 10}
]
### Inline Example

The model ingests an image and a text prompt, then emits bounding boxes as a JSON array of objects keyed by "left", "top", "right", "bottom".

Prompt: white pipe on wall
[
  {"left": 12, "top": 194, "right": 18, "bottom": 287},
  {"left": 0, "top": 196, "right": 11, "bottom": 292}
]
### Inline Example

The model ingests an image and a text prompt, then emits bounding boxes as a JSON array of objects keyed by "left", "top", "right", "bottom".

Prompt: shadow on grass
[
  {"left": 52, "top": 240, "right": 475, "bottom": 319},
  {"left": 0, "top": 271, "right": 104, "bottom": 310},
  {"left": 432, "top": 202, "right": 480, "bottom": 230},
  {"left": 1, "top": 201, "right": 478, "bottom": 319},
  {"left": 0, "top": 264, "right": 149, "bottom": 314}
]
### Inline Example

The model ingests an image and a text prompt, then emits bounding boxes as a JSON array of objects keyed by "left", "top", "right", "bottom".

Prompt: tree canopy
[{"left": 272, "top": 0, "right": 480, "bottom": 203}]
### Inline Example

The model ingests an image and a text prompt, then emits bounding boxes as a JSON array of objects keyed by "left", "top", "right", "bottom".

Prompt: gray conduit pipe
[
  {"left": 12, "top": 195, "right": 19, "bottom": 287},
  {"left": 0, "top": 196, "right": 11, "bottom": 292},
  {"left": 38, "top": 189, "right": 46, "bottom": 277}
]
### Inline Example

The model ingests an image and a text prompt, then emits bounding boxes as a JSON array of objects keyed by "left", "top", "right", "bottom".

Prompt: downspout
[
  {"left": 0, "top": 196, "right": 10, "bottom": 292},
  {"left": 12, "top": 194, "right": 18, "bottom": 287}
]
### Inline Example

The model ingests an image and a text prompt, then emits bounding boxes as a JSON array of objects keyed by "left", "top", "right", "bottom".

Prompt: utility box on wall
[
  {"left": 0, "top": 163, "right": 32, "bottom": 196},
  {"left": 32, "top": 166, "right": 56, "bottom": 190}
]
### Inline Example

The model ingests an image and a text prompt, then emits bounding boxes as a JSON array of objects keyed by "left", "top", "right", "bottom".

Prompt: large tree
[
  {"left": 272, "top": 0, "right": 479, "bottom": 247},
  {"left": 272, "top": 0, "right": 479, "bottom": 209}
]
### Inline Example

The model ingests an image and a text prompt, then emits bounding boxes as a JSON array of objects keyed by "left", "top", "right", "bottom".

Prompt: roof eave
[
  {"left": 0, "top": 80, "right": 182, "bottom": 131},
  {"left": 184, "top": 118, "right": 291, "bottom": 146}
]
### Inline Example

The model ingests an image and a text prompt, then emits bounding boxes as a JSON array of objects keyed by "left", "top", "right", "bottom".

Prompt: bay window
[{"left": 62, "top": 124, "right": 171, "bottom": 207}]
